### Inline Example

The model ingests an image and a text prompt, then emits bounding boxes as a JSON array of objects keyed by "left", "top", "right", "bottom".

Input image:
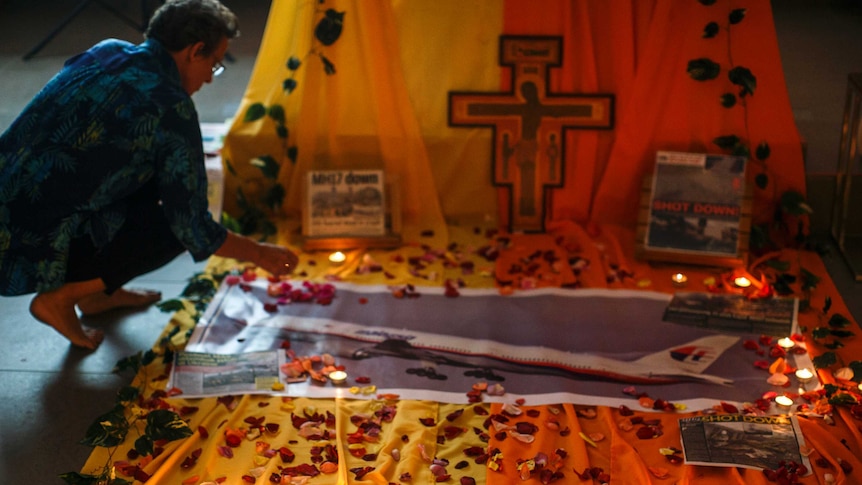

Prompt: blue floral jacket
[{"left": 0, "top": 38, "right": 226, "bottom": 295}]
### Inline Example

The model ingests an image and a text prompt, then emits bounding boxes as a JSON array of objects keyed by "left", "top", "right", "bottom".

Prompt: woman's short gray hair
[{"left": 145, "top": 0, "right": 239, "bottom": 55}]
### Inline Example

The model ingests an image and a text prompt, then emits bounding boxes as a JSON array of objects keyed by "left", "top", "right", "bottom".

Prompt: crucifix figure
[{"left": 449, "top": 36, "right": 614, "bottom": 233}]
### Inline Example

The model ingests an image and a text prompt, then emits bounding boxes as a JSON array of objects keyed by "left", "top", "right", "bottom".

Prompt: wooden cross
[{"left": 449, "top": 36, "right": 614, "bottom": 233}]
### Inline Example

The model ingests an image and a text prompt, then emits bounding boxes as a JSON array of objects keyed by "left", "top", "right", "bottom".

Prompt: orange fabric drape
[
  {"left": 501, "top": 0, "right": 806, "bottom": 231},
  {"left": 501, "top": 0, "right": 647, "bottom": 226}
]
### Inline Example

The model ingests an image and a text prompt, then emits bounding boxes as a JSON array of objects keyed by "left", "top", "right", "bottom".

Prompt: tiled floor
[
  {"left": 0, "top": 1, "right": 861, "bottom": 482},
  {"left": 0, "top": 254, "right": 206, "bottom": 482}
]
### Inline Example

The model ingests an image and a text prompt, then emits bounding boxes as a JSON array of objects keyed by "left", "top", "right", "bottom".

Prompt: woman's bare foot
[
  {"left": 30, "top": 293, "right": 104, "bottom": 350},
  {"left": 77, "top": 288, "right": 162, "bottom": 316}
]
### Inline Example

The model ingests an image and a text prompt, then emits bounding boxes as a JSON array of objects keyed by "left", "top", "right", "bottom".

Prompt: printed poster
[{"left": 171, "top": 279, "right": 795, "bottom": 406}]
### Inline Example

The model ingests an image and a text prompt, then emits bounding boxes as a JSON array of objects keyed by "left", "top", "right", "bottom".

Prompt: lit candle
[
  {"left": 671, "top": 273, "right": 688, "bottom": 286},
  {"left": 777, "top": 337, "right": 795, "bottom": 350},
  {"left": 795, "top": 368, "right": 814, "bottom": 382},
  {"left": 774, "top": 395, "right": 794, "bottom": 409},
  {"left": 734, "top": 276, "right": 752, "bottom": 288},
  {"left": 329, "top": 251, "right": 346, "bottom": 264},
  {"left": 328, "top": 370, "right": 348, "bottom": 385}
]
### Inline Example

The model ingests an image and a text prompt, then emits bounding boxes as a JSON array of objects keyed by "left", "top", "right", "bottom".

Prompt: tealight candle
[
  {"left": 795, "top": 368, "right": 814, "bottom": 382},
  {"left": 734, "top": 276, "right": 752, "bottom": 288},
  {"left": 777, "top": 337, "right": 795, "bottom": 350},
  {"left": 328, "top": 370, "right": 347, "bottom": 385},
  {"left": 329, "top": 251, "right": 346, "bottom": 264},
  {"left": 671, "top": 273, "right": 688, "bottom": 287},
  {"left": 774, "top": 395, "right": 794, "bottom": 408}
]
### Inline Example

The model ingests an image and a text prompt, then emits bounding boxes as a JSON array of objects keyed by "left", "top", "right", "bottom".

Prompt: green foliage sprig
[
  {"left": 59, "top": 352, "right": 191, "bottom": 485},
  {"left": 59, "top": 271, "right": 228, "bottom": 484},
  {"left": 810, "top": 306, "right": 861, "bottom": 392},
  {"left": 687, "top": 5, "right": 759, "bottom": 163},
  {"left": 688, "top": 0, "right": 812, "bottom": 251},
  {"left": 156, "top": 270, "right": 224, "bottom": 323},
  {"left": 227, "top": 4, "right": 346, "bottom": 238}
]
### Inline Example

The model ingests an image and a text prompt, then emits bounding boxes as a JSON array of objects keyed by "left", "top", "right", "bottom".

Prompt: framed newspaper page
[
  {"left": 302, "top": 170, "right": 402, "bottom": 249},
  {"left": 636, "top": 151, "right": 752, "bottom": 267}
]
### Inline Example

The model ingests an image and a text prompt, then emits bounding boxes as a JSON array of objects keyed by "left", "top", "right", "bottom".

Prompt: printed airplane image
[
  {"left": 188, "top": 281, "right": 742, "bottom": 390},
  {"left": 300, "top": 318, "right": 738, "bottom": 385},
  {"left": 180, "top": 279, "right": 804, "bottom": 404}
]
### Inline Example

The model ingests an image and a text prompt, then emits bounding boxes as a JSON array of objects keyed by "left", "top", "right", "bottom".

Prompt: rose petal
[
  {"left": 767, "top": 372, "right": 790, "bottom": 386},
  {"left": 743, "top": 340, "right": 760, "bottom": 350},
  {"left": 769, "top": 357, "right": 787, "bottom": 375},
  {"left": 834, "top": 367, "right": 854, "bottom": 380}
]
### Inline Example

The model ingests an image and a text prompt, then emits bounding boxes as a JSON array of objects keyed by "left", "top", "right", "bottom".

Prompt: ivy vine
[
  {"left": 59, "top": 351, "right": 191, "bottom": 485},
  {"left": 804, "top": 297, "right": 862, "bottom": 408},
  {"left": 59, "top": 271, "right": 226, "bottom": 485},
  {"left": 225, "top": 4, "right": 345, "bottom": 239},
  {"left": 688, "top": 1, "right": 812, "bottom": 251}
]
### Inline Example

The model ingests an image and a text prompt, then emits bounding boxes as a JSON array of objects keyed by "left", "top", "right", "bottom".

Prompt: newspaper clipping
[
  {"left": 169, "top": 351, "right": 285, "bottom": 396},
  {"left": 646, "top": 151, "right": 747, "bottom": 257},
  {"left": 679, "top": 414, "right": 810, "bottom": 473},
  {"left": 306, "top": 169, "right": 386, "bottom": 237},
  {"left": 663, "top": 292, "right": 798, "bottom": 337}
]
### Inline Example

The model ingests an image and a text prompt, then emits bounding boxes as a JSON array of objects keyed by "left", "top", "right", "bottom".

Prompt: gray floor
[{"left": 0, "top": 1, "right": 861, "bottom": 482}]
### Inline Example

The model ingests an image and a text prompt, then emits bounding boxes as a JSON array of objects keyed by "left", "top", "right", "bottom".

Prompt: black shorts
[{"left": 64, "top": 179, "right": 185, "bottom": 294}]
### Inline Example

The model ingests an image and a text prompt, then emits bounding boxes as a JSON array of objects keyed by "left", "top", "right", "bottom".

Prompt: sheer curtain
[{"left": 221, "top": 0, "right": 804, "bottom": 243}]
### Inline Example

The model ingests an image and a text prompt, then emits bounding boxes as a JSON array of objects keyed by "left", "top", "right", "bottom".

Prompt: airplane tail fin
[{"left": 631, "top": 334, "right": 739, "bottom": 383}]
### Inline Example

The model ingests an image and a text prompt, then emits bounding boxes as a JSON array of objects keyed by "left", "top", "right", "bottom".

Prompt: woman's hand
[
  {"left": 215, "top": 231, "right": 300, "bottom": 277},
  {"left": 254, "top": 241, "right": 300, "bottom": 277}
]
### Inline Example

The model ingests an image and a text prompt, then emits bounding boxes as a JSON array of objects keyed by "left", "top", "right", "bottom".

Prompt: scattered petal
[
  {"left": 579, "top": 432, "right": 598, "bottom": 448},
  {"left": 636, "top": 426, "right": 661, "bottom": 439},
  {"left": 767, "top": 373, "right": 790, "bottom": 386},
  {"left": 720, "top": 402, "right": 739, "bottom": 414},
  {"left": 769, "top": 357, "right": 788, "bottom": 375},
  {"left": 834, "top": 367, "right": 854, "bottom": 380},
  {"left": 576, "top": 408, "right": 597, "bottom": 419}
]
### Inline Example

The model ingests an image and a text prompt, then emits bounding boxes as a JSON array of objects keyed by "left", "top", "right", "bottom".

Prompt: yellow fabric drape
[
  {"left": 222, "top": 0, "right": 511, "bottom": 245},
  {"left": 391, "top": 0, "right": 504, "bottom": 224},
  {"left": 81, "top": 244, "right": 861, "bottom": 485}
]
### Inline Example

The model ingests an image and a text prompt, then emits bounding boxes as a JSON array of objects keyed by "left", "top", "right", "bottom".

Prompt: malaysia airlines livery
[{"left": 269, "top": 317, "right": 739, "bottom": 385}]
